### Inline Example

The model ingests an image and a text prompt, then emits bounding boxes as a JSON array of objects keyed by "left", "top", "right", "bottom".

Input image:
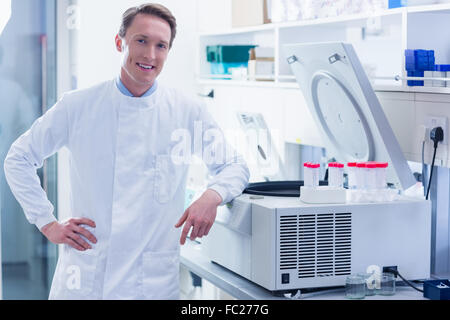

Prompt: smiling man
[{"left": 4, "top": 3, "right": 249, "bottom": 300}]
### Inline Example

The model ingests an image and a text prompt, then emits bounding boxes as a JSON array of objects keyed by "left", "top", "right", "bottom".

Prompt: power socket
[
  {"left": 383, "top": 265, "right": 398, "bottom": 277},
  {"left": 426, "top": 116, "right": 448, "bottom": 145}
]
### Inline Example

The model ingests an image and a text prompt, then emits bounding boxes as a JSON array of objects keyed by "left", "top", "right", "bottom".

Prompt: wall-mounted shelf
[
  {"left": 196, "top": 3, "right": 450, "bottom": 92},
  {"left": 197, "top": 77, "right": 450, "bottom": 94}
]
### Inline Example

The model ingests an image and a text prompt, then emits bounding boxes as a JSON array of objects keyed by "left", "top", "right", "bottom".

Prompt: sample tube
[
  {"left": 304, "top": 162, "right": 313, "bottom": 187},
  {"left": 329, "top": 162, "right": 344, "bottom": 188},
  {"left": 347, "top": 162, "right": 357, "bottom": 189},
  {"left": 365, "top": 162, "right": 377, "bottom": 190},
  {"left": 328, "top": 162, "right": 336, "bottom": 187},
  {"left": 376, "top": 162, "right": 388, "bottom": 189},
  {"left": 311, "top": 163, "right": 320, "bottom": 187},
  {"left": 355, "top": 162, "right": 366, "bottom": 190},
  {"left": 336, "top": 163, "right": 344, "bottom": 188}
]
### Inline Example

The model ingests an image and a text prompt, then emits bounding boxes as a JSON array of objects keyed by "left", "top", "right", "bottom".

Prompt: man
[{"left": 4, "top": 3, "right": 249, "bottom": 300}]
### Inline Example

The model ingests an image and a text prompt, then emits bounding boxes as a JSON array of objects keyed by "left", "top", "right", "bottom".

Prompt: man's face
[{"left": 116, "top": 14, "right": 171, "bottom": 88}]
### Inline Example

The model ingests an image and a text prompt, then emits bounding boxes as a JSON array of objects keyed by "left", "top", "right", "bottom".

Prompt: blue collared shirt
[{"left": 115, "top": 77, "right": 157, "bottom": 97}]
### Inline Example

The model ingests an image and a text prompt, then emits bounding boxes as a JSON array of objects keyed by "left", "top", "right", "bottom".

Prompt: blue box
[
  {"left": 415, "top": 49, "right": 428, "bottom": 57},
  {"left": 437, "top": 64, "right": 450, "bottom": 72},
  {"left": 389, "top": 0, "right": 405, "bottom": 8},
  {"left": 405, "top": 55, "right": 415, "bottom": 64},
  {"left": 405, "top": 49, "right": 436, "bottom": 72},
  {"left": 423, "top": 280, "right": 450, "bottom": 300},
  {"left": 408, "top": 70, "right": 424, "bottom": 86}
]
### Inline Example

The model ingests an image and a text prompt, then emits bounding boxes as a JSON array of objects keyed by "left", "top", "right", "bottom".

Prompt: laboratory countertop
[{"left": 180, "top": 240, "right": 427, "bottom": 300}]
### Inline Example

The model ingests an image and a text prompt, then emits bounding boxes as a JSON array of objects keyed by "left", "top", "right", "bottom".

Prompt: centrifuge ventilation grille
[{"left": 279, "top": 213, "right": 352, "bottom": 278}]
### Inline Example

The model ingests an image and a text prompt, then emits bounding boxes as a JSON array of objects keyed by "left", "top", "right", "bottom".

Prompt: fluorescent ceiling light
[{"left": 0, "top": 0, "right": 12, "bottom": 35}]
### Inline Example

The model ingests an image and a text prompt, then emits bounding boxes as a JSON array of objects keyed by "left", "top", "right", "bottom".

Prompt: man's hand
[
  {"left": 175, "top": 189, "right": 222, "bottom": 245},
  {"left": 41, "top": 218, "right": 97, "bottom": 251}
]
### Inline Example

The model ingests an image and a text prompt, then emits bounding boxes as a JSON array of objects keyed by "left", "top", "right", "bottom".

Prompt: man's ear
[{"left": 115, "top": 34, "right": 124, "bottom": 52}]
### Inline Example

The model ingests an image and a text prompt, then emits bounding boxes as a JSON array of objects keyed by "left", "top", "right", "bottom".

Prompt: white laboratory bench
[{"left": 180, "top": 240, "right": 428, "bottom": 300}]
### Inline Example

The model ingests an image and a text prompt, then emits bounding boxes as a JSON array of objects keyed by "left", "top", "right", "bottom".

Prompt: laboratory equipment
[
  {"left": 376, "top": 162, "right": 388, "bottom": 189},
  {"left": 423, "top": 280, "right": 450, "bottom": 300},
  {"left": 345, "top": 275, "right": 366, "bottom": 299},
  {"left": 365, "top": 162, "right": 377, "bottom": 190},
  {"left": 328, "top": 162, "right": 344, "bottom": 188},
  {"left": 356, "top": 163, "right": 367, "bottom": 190},
  {"left": 203, "top": 42, "right": 431, "bottom": 293},
  {"left": 347, "top": 162, "right": 357, "bottom": 189},
  {"left": 378, "top": 273, "right": 396, "bottom": 296},
  {"left": 236, "top": 112, "right": 286, "bottom": 182},
  {"left": 207, "top": 45, "right": 256, "bottom": 75},
  {"left": 303, "top": 163, "right": 313, "bottom": 187},
  {"left": 357, "top": 272, "right": 377, "bottom": 296}
]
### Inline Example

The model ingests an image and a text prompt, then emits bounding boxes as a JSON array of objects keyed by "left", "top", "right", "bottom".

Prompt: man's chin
[{"left": 135, "top": 77, "right": 156, "bottom": 87}]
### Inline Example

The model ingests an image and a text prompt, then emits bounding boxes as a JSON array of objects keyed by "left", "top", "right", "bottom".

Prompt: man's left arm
[{"left": 175, "top": 103, "right": 250, "bottom": 245}]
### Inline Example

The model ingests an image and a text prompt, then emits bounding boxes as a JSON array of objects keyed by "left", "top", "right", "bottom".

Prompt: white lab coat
[{"left": 4, "top": 79, "right": 249, "bottom": 299}]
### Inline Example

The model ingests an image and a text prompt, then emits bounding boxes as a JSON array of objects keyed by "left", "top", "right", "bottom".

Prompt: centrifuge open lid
[{"left": 283, "top": 42, "right": 415, "bottom": 190}]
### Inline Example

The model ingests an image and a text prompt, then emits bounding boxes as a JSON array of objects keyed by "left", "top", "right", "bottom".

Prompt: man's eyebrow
[
  {"left": 133, "top": 34, "right": 169, "bottom": 45},
  {"left": 134, "top": 34, "right": 149, "bottom": 39}
]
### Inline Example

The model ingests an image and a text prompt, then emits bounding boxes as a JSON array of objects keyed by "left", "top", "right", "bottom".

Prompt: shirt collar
[{"left": 115, "top": 77, "right": 157, "bottom": 97}]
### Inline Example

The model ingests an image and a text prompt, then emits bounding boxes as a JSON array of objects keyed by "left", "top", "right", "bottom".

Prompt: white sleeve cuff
[
  {"left": 207, "top": 185, "right": 228, "bottom": 206},
  {"left": 35, "top": 213, "right": 57, "bottom": 231}
]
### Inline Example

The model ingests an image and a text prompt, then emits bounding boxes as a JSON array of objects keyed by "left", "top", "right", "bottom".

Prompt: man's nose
[{"left": 143, "top": 45, "right": 157, "bottom": 60}]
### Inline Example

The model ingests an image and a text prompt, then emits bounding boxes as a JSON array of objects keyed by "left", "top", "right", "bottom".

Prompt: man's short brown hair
[{"left": 119, "top": 3, "right": 177, "bottom": 49}]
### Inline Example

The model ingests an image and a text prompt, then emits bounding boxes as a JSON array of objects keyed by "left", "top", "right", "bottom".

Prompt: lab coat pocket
[
  {"left": 155, "top": 155, "right": 184, "bottom": 204},
  {"left": 141, "top": 250, "right": 180, "bottom": 300},
  {"left": 58, "top": 246, "right": 99, "bottom": 298}
]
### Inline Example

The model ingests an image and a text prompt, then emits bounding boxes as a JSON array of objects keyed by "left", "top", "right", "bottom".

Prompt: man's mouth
[{"left": 137, "top": 63, "right": 155, "bottom": 71}]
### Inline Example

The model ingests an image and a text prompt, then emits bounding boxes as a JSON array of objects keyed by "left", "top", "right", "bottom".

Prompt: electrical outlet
[{"left": 426, "top": 116, "right": 448, "bottom": 145}]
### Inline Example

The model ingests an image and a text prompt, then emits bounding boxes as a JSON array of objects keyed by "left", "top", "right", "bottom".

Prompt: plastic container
[
  {"left": 210, "top": 62, "right": 248, "bottom": 75},
  {"left": 355, "top": 162, "right": 367, "bottom": 190},
  {"left": 347, "top": 162, "right": 357, "bottom": 189},
  {"left": 328, "top": 162, "right": 344, "bottom": 188},
  {"left": 303, "top": 162, "right": 313, "bottom": 187},
  {"left": 423, "top": 279, "right": 450, "bottom": 300},
  {"left": 424, "top": 70, "right": 433, "bottom": 87},
  {"left": 207, "top": 45, "right": 257, "bottom": 75},
  {"left": 365, "top": 162, "right": 377, "bottom": 190},
  {"left": 433, "top": 64, "right": 449, "bottom": 87},
  {"left": 206, "top": 45, "right": 257, "bottom": 63},
  {"left": 376, "top": 162, "right": 388, "bottom": 189},
  {"left": 311, "top": 163, "right": 320, "bottom": 187}
]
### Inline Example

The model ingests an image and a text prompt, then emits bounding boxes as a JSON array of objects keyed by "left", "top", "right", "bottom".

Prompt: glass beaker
[
  {"left": 378, "top": 273, "right": 396, "bottom": 296},
  {"left": 345, "top": 275, "right": 366, "bottom": 299}
]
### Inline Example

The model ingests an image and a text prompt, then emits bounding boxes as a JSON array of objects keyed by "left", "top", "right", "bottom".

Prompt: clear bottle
[
  {"left": 365, "top": 162, "right": 378, "bottom": 190},
  {"left": 355, "top": 162, "right": 367, "bottom": 190},
  {"left": 303, "top": 162, "right": 313, "bottom": 187},
  {"left": 376, "top": 162, "right": 388, "bottom": 189},
  {"left": 311, "top": 163, "right": 320, "bottom": 187},
  {"left": 347, "top": 162, "right": 357, "bottom": 189},
  {"left": 329, "top": 162, "right": 344, "bottom": 188}
]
